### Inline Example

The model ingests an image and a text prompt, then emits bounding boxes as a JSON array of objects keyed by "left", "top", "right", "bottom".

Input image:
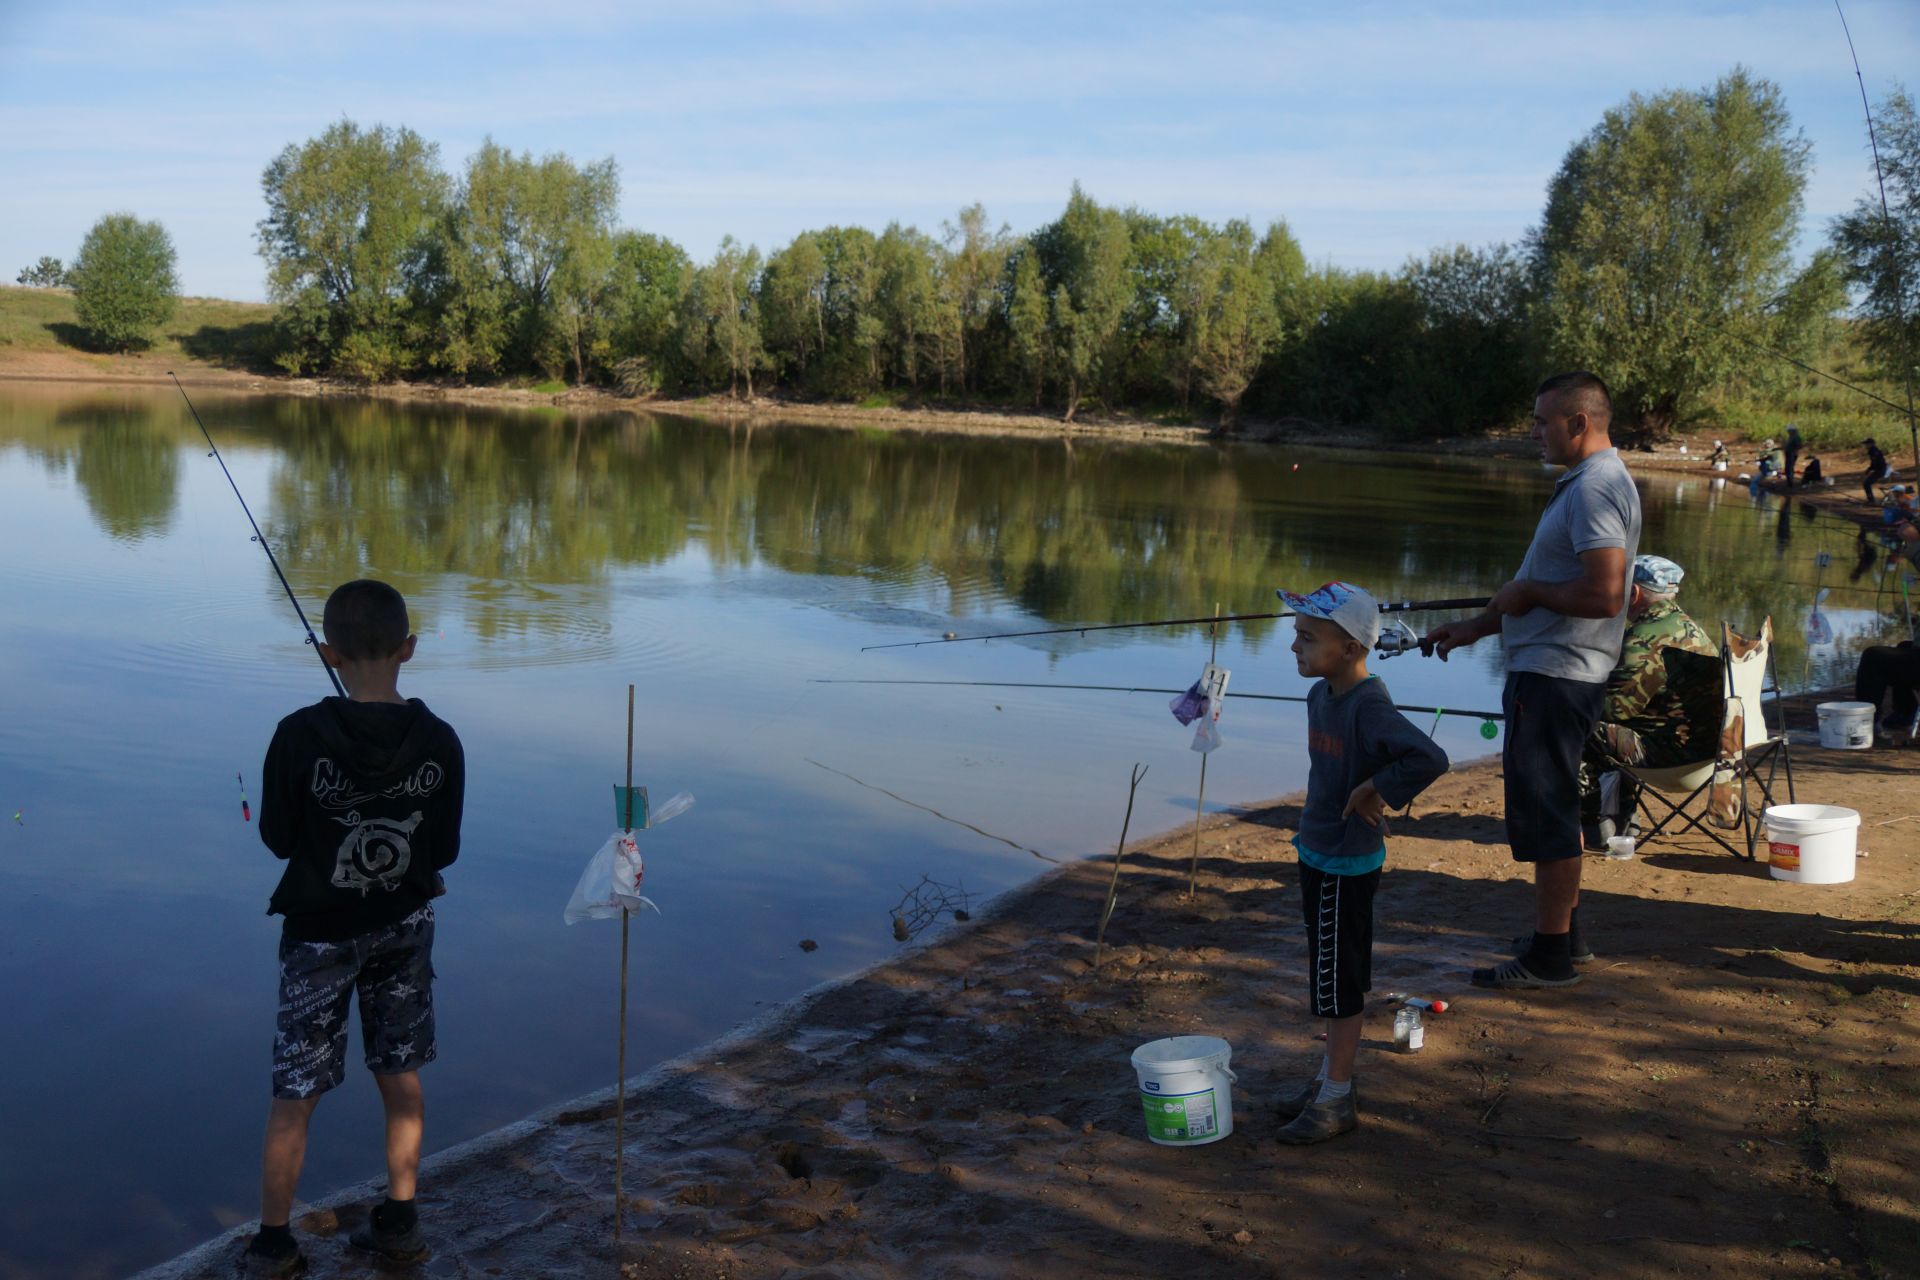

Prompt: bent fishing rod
[
  {"left": 860, "top": 596, "right": 1491, "bottom": 652},
  {"left": 812, "top": 677, "right": 1505, "bottom": 721},
  {"left": 169, "top": 373, "right": 345, "bottom": 697}
]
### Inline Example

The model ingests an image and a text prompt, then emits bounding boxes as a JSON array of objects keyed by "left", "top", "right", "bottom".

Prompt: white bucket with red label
[{"left": 1763, "top": 804, "right": 1860, "bottom": 884}]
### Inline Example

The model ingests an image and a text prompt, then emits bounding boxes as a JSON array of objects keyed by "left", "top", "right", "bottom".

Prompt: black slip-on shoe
[
  {"left": 1472, "top": 957, "right": 1582, "bottom": 989},
  {"left": 349, "top": 1215, "right": 429, "bottom": 1265},
  {"left": 1273, "top": 1092, "right": 1359, "bottom": 1145}
]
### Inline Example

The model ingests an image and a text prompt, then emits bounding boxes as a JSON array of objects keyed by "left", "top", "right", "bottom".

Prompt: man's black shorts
[
  {"left": 1502, "top": 670, "right": 1606, "bottom": 862},
  {"left": 1298, "top": 863, "right": 1380, "bottom": 1019}
]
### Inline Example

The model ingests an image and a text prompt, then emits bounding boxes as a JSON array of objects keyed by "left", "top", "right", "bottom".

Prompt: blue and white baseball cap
[
  {"left": 1632, "top": 554, "right": 1684, "bottom": 594},
  {"left": 1277, "top": 580, "right": 1380, "bottom": 648}
]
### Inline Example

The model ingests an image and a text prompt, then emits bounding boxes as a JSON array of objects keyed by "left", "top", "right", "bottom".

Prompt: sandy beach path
[{"left": 141, "top": 728, "right": 1919, "bottom": 1280}]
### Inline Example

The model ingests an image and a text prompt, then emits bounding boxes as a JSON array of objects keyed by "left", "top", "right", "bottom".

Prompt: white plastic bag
[{"left": 563, "top": 791, "right": 694, "bottom": 924}]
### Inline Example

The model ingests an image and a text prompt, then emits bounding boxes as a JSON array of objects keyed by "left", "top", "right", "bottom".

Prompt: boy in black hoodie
[{"left": 244, "top": 580, "right": 464, "bottom": 1277}]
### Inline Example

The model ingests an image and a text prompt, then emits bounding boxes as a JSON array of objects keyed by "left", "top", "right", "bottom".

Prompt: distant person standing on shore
[
  {"left": 1422, "top": 372, "right": 1641, "bottom": 990},
  {"left": 1864, "top": 438, "right": 1892, "bottom": 502},
  {"left": 1782, "top": 425, "right": 1802, "bottom": 487}
]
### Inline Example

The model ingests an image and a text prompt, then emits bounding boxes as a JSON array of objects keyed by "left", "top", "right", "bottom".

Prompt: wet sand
[{"left": 138, "top": 701, "right": 1920, "bottom": 1280}]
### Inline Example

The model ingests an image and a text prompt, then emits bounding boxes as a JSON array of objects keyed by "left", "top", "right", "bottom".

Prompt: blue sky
[{"left": 2, "top": 0, "right": 1915, "bottom": 301}]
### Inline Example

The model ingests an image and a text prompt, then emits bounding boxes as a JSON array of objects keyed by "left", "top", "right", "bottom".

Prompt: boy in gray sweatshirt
[{"left": 1275, "top": 581, "right": 1450, "bottom": 1143}]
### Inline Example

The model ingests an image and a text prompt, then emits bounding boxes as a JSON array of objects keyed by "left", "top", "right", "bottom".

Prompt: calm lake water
[{"left": 0, "top": 384, "right": 1906, "bottom": 1278}]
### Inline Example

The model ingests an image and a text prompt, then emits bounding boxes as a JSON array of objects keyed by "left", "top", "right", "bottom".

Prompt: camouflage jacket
[{"left": 1602, "top": 599, "right": 1720, "bottom": 754}]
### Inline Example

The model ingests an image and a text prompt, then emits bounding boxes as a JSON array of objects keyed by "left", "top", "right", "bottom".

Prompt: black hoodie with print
[{"left": 259, "top": 697, "right": 465, "bottom": 942}]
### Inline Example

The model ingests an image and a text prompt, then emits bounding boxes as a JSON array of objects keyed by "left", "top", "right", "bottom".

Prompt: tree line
[{"left": 28, "top": 69, "right": 1919, "bottom": 439}]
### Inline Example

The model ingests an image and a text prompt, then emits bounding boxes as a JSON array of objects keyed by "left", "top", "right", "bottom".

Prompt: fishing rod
[
  {"left": 169, "top": 373, "right": 345, "bottom": 697},
  {"left": 810, "top": 678, "right": 1505, "bottom": 721},
  {"left": 1835, "top": 0, "right": 1920, "bottom": 477},
  {"left": 859, "top": 596, "right": 1491, "bottom": 652}
]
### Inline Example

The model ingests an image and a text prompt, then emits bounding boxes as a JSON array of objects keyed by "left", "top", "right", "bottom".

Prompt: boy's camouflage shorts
[{"left": 272, "top": 903, "right": 436, "bottom": 1100}]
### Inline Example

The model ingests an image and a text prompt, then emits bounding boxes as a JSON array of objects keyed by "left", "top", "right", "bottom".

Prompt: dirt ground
[{"left": 142, "top": 694, "right": 1920, "bottom": 1280}]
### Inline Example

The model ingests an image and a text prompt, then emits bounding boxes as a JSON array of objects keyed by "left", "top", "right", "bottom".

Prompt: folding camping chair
[{"left": 1626, "top": 617, "right": 1796, "bottom": 861}]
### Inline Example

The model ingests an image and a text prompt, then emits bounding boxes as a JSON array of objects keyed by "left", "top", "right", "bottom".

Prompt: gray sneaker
[
  {"left": 1274, "top": 1090, "right": 1359, "bottom": 1144},
  {"left": 1274, "top": 1079, "right": 1318, "bottom": 1124}
]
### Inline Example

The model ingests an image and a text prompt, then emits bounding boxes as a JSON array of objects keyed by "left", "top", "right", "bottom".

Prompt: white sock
[{"left": 1316, "top": 1076, "right": 1352, "bottom": 1102}]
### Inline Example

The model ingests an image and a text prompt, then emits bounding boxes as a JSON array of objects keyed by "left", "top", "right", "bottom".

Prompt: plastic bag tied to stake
[
  {"left": 1168, "top": 663, "right": 1230, "bottom": 753},
  {"left": 564, "top": 791, "right": 694, "bottom": 924}
]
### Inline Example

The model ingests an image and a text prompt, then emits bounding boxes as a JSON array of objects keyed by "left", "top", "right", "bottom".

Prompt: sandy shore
[{"left": 136, "top": 691, "right": 1920, "bottom": 1280}]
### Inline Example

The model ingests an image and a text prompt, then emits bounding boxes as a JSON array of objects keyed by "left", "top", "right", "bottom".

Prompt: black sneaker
[
  {"left": 1511, "top": 932, "right": 1596, "bottom": 964},
  {"left": 349, "top": 1206, "right": 428, "bottom": 1264},
  {"left": 1274, "top": 1091, "right": 1359, "bottom": 1144},
  {"left": 242, "top": 1234, "right": 306, "bottom": 1278}
]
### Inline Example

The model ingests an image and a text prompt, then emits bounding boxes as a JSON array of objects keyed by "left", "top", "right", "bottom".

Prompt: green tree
[
  {"left": 679, "top": 237, "right": 766, "bottom": 397},
  {"left": 16, "top": 257, "right": 66, "bottom": 288},
  {"left": 1531, "top": 68, "right": 1837, "bottom": 437},
  {"left": 603, "top": 231, "right": 691, "bottom": 393},
  {"left": 1189, "top": 220, "right": 1286, "bottom": 427},
  {"left": 1395, "top": 243, "right": 1536, "bottom": 433},
  {"left": 759, "top": 232, "right": 830, "bottom": 385},
  {"left": 257, "top": 121, "right": 448, "bottom": 378},
  {"left": 1006, "top": 245, "right": 1052, "bottom": 408},
  {"left": 813, "top": 226, "right": 884, "bottom": 398},
  {"left": 68, "top": 214, "right": 179, "bottom": 352},
  {"left": 1829, "top": 87, "right": 1920, "bottom": 414},
  {"left": 1028, "top": 185, "right": 1133, "bottom": 420},
  {"left": 1124, "top": 212, "right": 1211, "bottom": 410},
  {"left": 938, "top": 204, "right": 1012, "bottom": 395},
  {"left": 441, "top": 140, "right": 621, "bottom": 380},
  {"left": 874, "top": 223, "right": 942, "bottom": 391}
]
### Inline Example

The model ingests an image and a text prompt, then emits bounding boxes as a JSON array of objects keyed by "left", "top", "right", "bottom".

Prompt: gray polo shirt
[{"left": 1502, "top": 447, "right": 1642, "bottom": 683}]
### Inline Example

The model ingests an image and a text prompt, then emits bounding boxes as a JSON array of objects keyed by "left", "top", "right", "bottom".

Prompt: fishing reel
[{"left": 1374, "top": 620, "right": 1428, "bottom": 659}]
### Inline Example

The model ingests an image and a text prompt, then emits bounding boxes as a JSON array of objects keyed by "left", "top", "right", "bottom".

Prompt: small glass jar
[{"left": 1393, "top": 1005, "right": 1424, "bottom": 1053}]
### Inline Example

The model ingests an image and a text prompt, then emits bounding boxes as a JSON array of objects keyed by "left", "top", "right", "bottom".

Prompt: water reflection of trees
[
  {"left": 0, "top": 391, "right": 180, "bottom": 542},
  {"left": 243, "top": 398, "right": 1577, "bottom": 652},
  {"left": 0, "top": 389, "right": 1903, "bottom": 682}
]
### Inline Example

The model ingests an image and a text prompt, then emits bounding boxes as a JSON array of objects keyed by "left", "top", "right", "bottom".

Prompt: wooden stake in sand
[
  {"left": 1095, "top": 763, "right": 1148, "bottom": 969},
  {"left": 1186, "top": 604, "right": 1221, "bottom": 898},
  {"left": 615, "top": 683, "right": 635, "bottom": 1242}
]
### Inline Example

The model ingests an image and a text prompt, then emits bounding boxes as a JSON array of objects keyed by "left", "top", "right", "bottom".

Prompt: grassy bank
[
  {"left": 3, "top": 285, "right": 1910, "bottom": 453},
  {"left": 0, "top": 284, "right": 277, "bottom": 371}
]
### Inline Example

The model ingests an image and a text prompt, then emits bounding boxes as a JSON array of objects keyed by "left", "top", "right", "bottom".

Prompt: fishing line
[
  {"left": 1834, "top": 0, "right": 1920, "bottom": 474},
  {"left": 169, "top": 373, "right": 343, "bottom": 697},
  {"left": 810, "top": 677, "right": 1505, "bottom": 721},
  {"left": 860, "top": 596, "right": 1491, "bottom": 651}
]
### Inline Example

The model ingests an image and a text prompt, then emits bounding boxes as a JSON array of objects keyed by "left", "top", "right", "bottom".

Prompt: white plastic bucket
[
  {"left": 1764, "top": 804, "right": 1860, "bottom": 884},
  {"left": 1131, "top": 1035, "right": 1236, "bottom": 1146},
  {"left": 1815, "top": 701, "right": 1875, "bottom": 750}
]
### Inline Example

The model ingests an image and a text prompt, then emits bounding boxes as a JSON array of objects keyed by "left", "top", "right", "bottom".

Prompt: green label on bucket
[{"left": 1142, "top": 1088, "right": 1218, "bottom": 1142}]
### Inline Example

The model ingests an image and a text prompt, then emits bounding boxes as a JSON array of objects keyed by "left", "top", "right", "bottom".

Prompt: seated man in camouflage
[{"left": 1579, "top": 555, "right": 1720, "bottom": 848}]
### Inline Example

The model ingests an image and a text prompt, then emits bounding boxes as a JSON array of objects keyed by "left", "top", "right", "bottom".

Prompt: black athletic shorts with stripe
[{"left": 1298, "top": 863, "right": 1380, "bottom": 1020}]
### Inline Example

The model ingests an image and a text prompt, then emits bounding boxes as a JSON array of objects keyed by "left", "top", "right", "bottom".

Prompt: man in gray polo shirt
[{"left": 1423, "top": 371, "right": 1641, "bottom": 989}]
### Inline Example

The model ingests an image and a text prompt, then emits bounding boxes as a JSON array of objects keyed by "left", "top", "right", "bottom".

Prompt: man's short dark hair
[
  {"left": 1535, "top": 371, "right": 1613, "bottom": 420},
  {"left": 323, "top": 579, "right": 410, "bottom": 660}
]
